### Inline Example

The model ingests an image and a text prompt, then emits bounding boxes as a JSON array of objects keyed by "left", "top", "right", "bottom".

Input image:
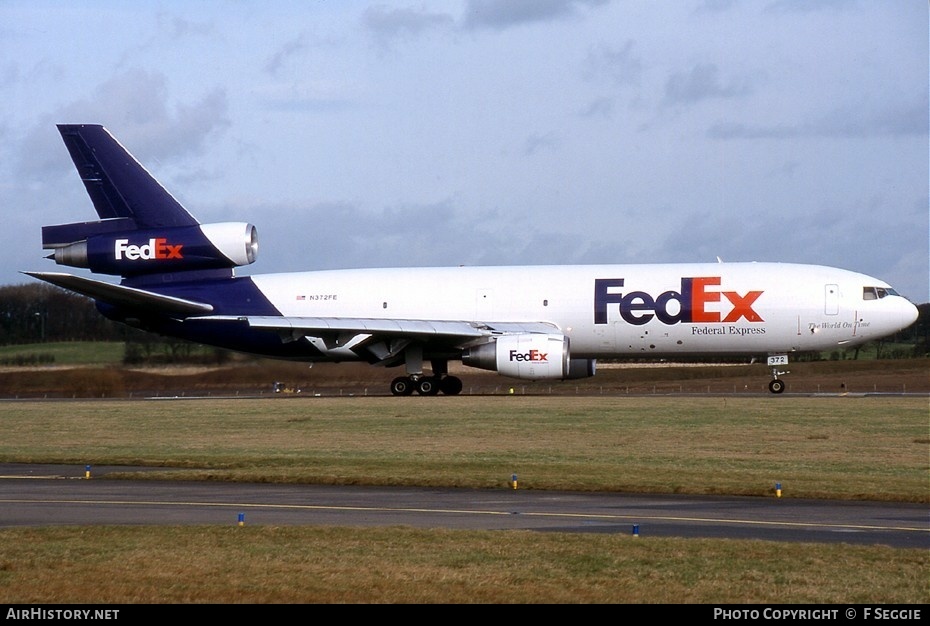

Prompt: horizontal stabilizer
[
  {"left": 22, "top": 271, "right": 214, "bottom": 316},
  {"left": 42, "top": 217, "right": 136, "bottom": 248}
]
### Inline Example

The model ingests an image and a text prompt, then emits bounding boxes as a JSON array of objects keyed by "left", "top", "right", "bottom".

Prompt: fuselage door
[{"left": 825, "top": 284, "right": 839, "bottom": 315}]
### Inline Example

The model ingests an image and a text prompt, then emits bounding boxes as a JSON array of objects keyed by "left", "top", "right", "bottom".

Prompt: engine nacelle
[
  {"left": 461, "top": 333, "right": 595, "bottom": 380},
  {"left": 47, "top": 222, "right": 258, "bottom": 277}
]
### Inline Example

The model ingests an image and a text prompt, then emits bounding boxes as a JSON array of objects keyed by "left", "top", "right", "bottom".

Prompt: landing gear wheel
[
  {"left": 390, "top": 376, "right": 415, "bottom": 396},
  {"left": 768, "top": 379, "right": 786, "bottom": 394},
  {"left": 439, "top": 376, "right": 463, "bottom": 396},
  {"left": 416, "top": 377, "right": 441, "bottom": 396}
]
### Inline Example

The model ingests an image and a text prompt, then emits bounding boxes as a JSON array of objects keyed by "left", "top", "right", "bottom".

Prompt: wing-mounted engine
[
  {"left": 461, "top": 333, "right": 596, "bottom": 380},
  {"left": 42, "top": 221, "right": 258, "bottom": 277}
]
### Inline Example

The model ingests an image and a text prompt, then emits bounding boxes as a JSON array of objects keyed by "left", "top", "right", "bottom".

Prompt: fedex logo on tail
[
  {"left": 594, "top": 277, "right": 763, "bottom": 326},
  {"left": 114, "top": 238, "right": 184, "bottom": 261}
]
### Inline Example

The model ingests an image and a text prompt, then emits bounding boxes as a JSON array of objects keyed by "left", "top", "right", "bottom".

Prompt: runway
[{"left": 0, "top": 464, "right": 926, "bottom": 549}]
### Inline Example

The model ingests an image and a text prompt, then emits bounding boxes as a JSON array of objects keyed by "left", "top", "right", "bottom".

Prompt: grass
[
  {"left": 0, "top": 526, "right": 925, "bottom": 603},
  {"left": 0, "top": 396, "right": 926, "bottom": 501},
  {"left": 0, "top": 341, "right": 125, "bottom": 365},
  {"left": 0, "top": 393, "right": 927, "bottom": 603}
]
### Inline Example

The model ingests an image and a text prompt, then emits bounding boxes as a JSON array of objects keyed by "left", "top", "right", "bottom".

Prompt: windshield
[{"left": 863, "top": 286, "right": 900, "bottom": 300}]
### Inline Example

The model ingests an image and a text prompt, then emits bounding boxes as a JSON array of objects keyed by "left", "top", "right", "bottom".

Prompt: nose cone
[
  {"left": 898, "top": 297, "right": 920, "bottom": 329},
  {"left": 869, "top": 294, "right": 920, "bottom": 340}
]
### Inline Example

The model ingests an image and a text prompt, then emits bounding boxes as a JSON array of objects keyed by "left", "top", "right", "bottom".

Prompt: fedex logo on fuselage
[
  {"left": 114, "top": 238, "right": 183, "bottom": 261},
  {"left": 510, "top": 349, "right": 548, "bottom": 363},
  {"left": 594, "top": 277, "right": 763, "bottom": 326}
]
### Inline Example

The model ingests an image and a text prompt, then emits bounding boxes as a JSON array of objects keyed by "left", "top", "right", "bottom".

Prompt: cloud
[
  {"left": 16, "top": 69, "right": 230, "bottom": 183},
  {"left": 663, "top": 63, "right": 752, "bottom": 106},
  {"left": 708, "top": 102, "right": 929, "bottom": 139},
  {"left": 523, "top": 132, "right": 561, "bottom": 156},
  {"left": 0, "top": 61, "right": 20, "bottom": 89},
  {"left": 583, "top": 41, "right": 642, "bottom": 87},
  {"left": 363, "top": 5, "right": 454, "bottom": 46},
  {"left": 264, "top": 35, "right": 308, "bottom": 76},
  {"left": 764, "top": 0, "right": 859, "bottom": 14},
  {"left": 248, "top": 199, "right": 519, "bottom": 272},
  {"left": 461, "top": 0, "right": 609, "bottom": 31},
  {"left": 155, "top": 12, "right": 214, "bottom": 40},
  {"left": 694, "top": 0, "right": 739, "bottom": 14},
  {"left": 579, "top": 96, "right": 613, "bottom": 119}
]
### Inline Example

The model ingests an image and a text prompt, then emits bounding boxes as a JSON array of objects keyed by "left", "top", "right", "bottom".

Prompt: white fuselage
[{"left": 249, "top": 262, "right": 916, "bottom": 359}]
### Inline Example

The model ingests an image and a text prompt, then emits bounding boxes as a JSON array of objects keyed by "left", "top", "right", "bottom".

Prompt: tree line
[
  {"left": 1, "top": 282, "right": 928, "bottom": 360},
  {"left": 0, "top": 282, "right": 233, "bottom": 365}
]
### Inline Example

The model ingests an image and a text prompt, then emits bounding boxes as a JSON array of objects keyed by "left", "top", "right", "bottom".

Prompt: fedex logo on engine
[
  {"left": 114, "top": 238, "right": 184, "bottom": 261},
  {"left": 509, "top": 349, "right": 548, "bottom": 363},
  {"left": 594, "top": 277, "right": 763, "bottom": 326}
]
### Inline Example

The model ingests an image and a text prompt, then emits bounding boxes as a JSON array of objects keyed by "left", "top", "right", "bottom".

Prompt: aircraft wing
[
  {"left": 192, "top": 315, "right": 563, "bottom": 367},
  {"left": 197, "top": 314, "right": 560, "bottom": 342},
  {"left": 22, "top": 271, "right": 214, "bottom": 316}
]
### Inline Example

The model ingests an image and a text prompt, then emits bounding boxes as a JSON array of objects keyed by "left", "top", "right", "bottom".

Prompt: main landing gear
[
  {"left": 391, "top": 352, "right": 462, "bottom": 396},
  {"left": 390, "top": 374, "right": 463, "bottom": 396},
  {"left": 390, "top": 349, "right": 463, "bottom": 395}
]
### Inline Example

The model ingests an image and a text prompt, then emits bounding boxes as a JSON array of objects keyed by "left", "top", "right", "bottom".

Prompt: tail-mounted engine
[
  {"left": 461, "top": 333, "right": 596, "bottom": 380},
  {"left": 42, "top": 221, "right": 258, "bottom": 277}
]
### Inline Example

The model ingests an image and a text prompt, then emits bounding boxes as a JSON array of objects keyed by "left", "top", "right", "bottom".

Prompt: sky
[{"left": 2, "top": 0, "right": 927, "bottom": 303}]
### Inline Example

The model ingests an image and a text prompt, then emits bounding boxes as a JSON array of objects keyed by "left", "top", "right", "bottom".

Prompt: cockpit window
[{"left": 863, "top": 286, "right": 899, "bottom": 300}]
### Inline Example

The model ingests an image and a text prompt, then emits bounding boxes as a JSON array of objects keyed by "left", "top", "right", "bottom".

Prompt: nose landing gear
[
  {"left": 768, "top": 375, "right": 786, "bottom": 394},
  {"left": 767, "top": 354, "right": 790, "bottom": 394}
]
